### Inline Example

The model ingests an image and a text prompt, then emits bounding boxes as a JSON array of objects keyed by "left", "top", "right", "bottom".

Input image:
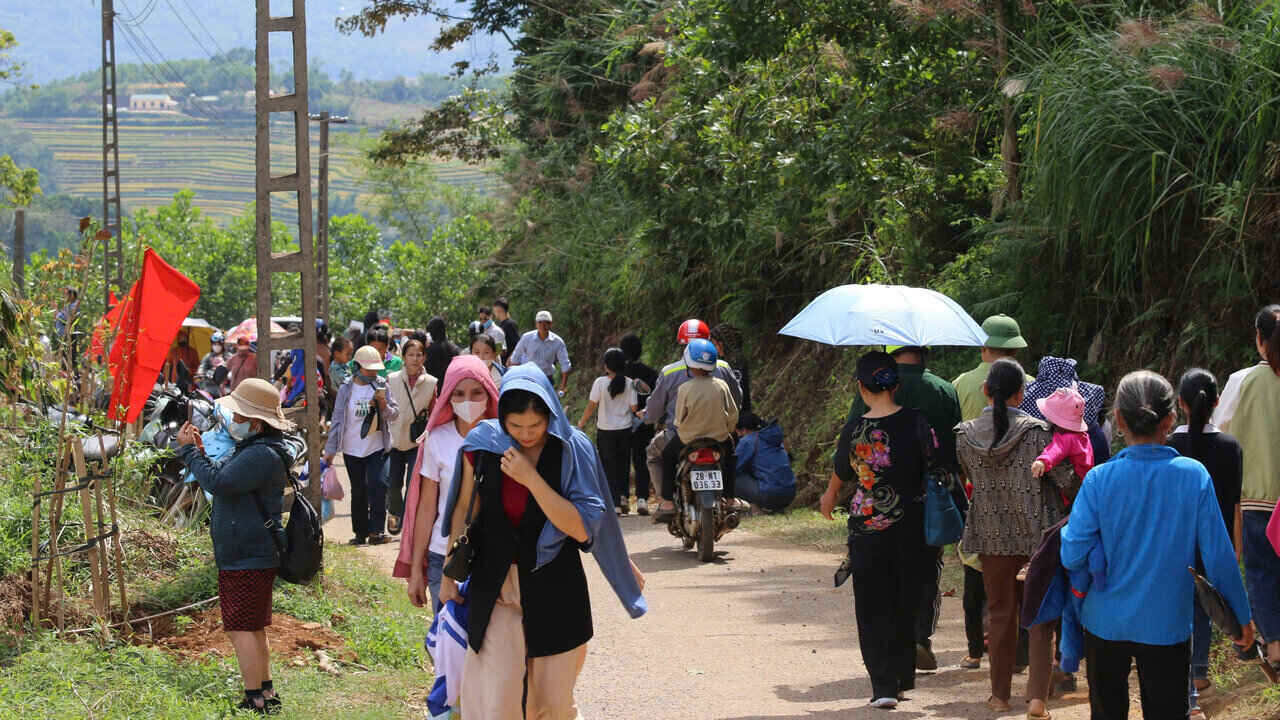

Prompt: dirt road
[{"left": 324, "top": 470, "right": 1095, "bottom": 719}]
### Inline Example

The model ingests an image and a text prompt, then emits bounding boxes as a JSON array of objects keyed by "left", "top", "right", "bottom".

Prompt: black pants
[
  {"left": 595, "top": 428, "right": 632, "bottom": 506},
  {"left": 661, "top": 436, "right": 735, "bottom": 501},
  {"left": 344, "top": 451, "right": 387, "bottom": 539},
  {"left": 850, "top": 518, "right": 927, "bottom": 700},
  {"left": 1084, "top": 630, "right": 1190, "bottom": 720},
  {"left": 630, "top": 423, "right": 654, "bottom": 501},
  {"left": 964, "top": 565, "right": 986, "bottom": 658},
  {"left": 386, "top": 447, "right": 416, "bottom": 519},
  {"left": 918, "top": 546, "right": 943, "bottom": 647}
]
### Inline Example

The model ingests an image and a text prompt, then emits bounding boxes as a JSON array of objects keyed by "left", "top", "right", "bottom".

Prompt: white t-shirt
[
  {"left": 341, "top": 382, "right": 384, "bottom": 458},
  {"left": 420, "top": 421, "right": 465, "bottom": 556},
  {"left": 590, "top": 375, "right": 639, "bottom": 431}
]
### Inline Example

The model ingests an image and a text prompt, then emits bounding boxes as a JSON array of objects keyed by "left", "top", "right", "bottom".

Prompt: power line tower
[
  {"left": 101, "top": 0, "right": 124, "bottom": 307},
  {"left": 309, "top": 111, "right": 347, "bottom": 324},
  {"left": 255, "top": 0, "right": 322, "bottom": 507}
]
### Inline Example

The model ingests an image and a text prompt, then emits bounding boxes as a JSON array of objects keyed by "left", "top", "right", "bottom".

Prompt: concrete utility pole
[
  {"left": 11, "top": 209, "right": 23, "bottom": 295},
  {"left": 309, "top": 111, "right": 348, "bottom": 324},
  {"left": 255, "top": 0, "right": 323, "bottom": 508},
  {"left": 100, "top": 0, "right": 124, "bottom": 308}
]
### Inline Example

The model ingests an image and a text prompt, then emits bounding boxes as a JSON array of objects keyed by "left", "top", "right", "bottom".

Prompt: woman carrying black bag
[
  {"left": 177, "top": 378, "right": 294, "bottom": 715},
  {"left": 386, "top": 339, "right": 437, "bottom": 534}
]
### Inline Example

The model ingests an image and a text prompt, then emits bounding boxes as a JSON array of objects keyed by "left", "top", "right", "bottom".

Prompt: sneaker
[
  {"left": 637, "top": 499, "right": 649, "bottom": 516},
  {"left": 869, "top": 697, "right": 898, "bottom": 709},
  {"left": 915, "top": 643, "right": 938, "bottom": 671}
]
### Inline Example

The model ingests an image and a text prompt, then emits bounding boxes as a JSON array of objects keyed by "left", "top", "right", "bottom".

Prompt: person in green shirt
[
  {"left": 952, "top": 315, "right": 1033, "bottom": 422},
  {"left": 349, "top": 324, "right": 403, "bottom": 379},
  {"left": 843, "top": 345, "right": 961, "bottom": 671}
]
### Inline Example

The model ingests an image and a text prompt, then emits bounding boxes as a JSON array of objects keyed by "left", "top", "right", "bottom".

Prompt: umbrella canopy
[
  {"left": 778, "top": 284, "right": 988, "bottom": 347},
  {"left": 1190, "top": 567, "right": 1243, "bottom": 639},
  {"left": 226, "top": 317, "right": 287, "bottom": 344},
  {"left": 180, "top": 317, "right": 217, "bottom": 358}
]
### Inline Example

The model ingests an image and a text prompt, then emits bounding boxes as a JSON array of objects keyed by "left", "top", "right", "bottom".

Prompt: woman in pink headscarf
[{"left": 397, "top": 355, "right": 500, "bottom": 612}]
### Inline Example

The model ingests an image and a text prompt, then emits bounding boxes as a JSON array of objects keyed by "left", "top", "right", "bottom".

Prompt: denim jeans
[
  {"left": 386, "top": 447, "right": 417, "bottom": 520},
  {"left": 735, "top": 470, "right": 795, "bottom": 511},
  {"left": 344, "top": 451, "right": 388, "bottom": 540},
  {"left": 1243, "top": 510, "right": 1280, "bottom": 642},
  {"left": 1189, "top": 596, "right": 1211, "bottom": 710},
  {"left": 427, "top": 551, "right": 445, "bottom": 616}
]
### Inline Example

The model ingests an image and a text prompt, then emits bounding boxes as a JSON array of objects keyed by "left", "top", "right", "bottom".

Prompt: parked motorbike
[{"left": 666, "top": 439, "right": 740, "bottom": 562}]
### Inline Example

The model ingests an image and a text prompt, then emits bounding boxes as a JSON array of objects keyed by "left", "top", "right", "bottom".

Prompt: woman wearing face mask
[
  {"left": 396, "top": 355, "right": 498, "bottom": 613},
  {"left": 199, "top": 332, "right": 231, "bottom": 379},
  {"left": 386, "top": 339, "right": 437, "bottom": 536},
  {"left": 438, "top": 365, "right": 647, "bottom": 718},
  {"left": 175, "top": 379, "right": 294, "bottom": 714},
  {"left": 324, "top": 345, "right": 400, "bottom": 545}
]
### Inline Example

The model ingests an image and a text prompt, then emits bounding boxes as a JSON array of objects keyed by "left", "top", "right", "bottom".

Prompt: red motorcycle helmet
[{"left": 676, "top": 319, "right": 711, "bottom": 345}]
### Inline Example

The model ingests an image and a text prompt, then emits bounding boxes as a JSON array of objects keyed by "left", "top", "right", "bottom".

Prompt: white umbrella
[{"left": 778, "top": 284, "right": 988, "bottom": 347}]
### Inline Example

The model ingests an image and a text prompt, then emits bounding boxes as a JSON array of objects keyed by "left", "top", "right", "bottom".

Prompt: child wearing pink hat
[{"left": 1030, "top": 386, "right": 1095, "bottom": 483}]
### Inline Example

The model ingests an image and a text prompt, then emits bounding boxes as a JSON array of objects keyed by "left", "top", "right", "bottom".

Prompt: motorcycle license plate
[{"left": 690, "top": 469, "right": 723, "bottom": 491}]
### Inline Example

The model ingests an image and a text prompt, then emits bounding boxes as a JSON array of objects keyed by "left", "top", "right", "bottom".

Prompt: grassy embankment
[{"left": 0, "top": 543, "right": 431, "bottom": 719}]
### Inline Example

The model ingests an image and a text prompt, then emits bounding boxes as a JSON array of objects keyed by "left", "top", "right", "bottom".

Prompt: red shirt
[{"left": 466, "top": 451, "right": 529, "bottom": 527}]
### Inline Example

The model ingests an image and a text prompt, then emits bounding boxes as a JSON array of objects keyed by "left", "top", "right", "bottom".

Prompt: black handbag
[
  {"left": 405, "top": 376, "right": 429, "bottom": 441},
  {"left": 442, "top": 460, "right": 483, "bottom": 581}
]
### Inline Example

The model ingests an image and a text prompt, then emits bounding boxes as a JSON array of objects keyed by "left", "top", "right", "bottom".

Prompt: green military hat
[{"left": 982, "top": 314, "right": 1027, "bottom": 349}]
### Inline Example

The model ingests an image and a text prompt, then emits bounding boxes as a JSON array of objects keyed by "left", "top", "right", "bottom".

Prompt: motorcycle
[
  {"left": 666, "top": 439, "right": 740, "bottom": 562},
  {"left": 141, "top": 383, "right": 218, "bottom": 518}
]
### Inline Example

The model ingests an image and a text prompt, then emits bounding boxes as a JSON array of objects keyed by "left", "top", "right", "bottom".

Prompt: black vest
[{"left": 466, "top": 437, "right": 593, "bottom": 656}]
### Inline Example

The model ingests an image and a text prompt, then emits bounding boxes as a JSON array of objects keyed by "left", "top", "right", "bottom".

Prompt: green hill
[{"left": 8, "top": 116, "right": 500, "bottom": 227}]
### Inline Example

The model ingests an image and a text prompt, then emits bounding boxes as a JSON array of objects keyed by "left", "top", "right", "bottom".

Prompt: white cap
[
  {"left": 535, "top": 310, "right": 553, "bottom": 323},
  {"left": 354, "top": 345, "right": 385, "bottom": 371}
]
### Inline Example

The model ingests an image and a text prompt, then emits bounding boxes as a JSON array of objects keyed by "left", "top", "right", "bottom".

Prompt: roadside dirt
[{"left": 137, "top": 607, "right": 353, "bottom": 664}]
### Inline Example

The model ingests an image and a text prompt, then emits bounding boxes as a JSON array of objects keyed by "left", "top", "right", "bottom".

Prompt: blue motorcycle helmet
[{"left": 684, "top": 338, "right": 718, "bottom": 371}]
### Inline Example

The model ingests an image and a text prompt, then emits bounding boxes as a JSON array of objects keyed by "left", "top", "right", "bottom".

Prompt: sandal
[
  {"left": 986, "top": 697, "right": 1011, "bottom": 712},
  {"left": 386, "top": 515, "right": 401, "bottom": 535},
  {"left": 959, "top": 656, "right": 981, "bottom": 669},
  {"left": 367, "top": 533, "right": 391, "bottom": 546}
]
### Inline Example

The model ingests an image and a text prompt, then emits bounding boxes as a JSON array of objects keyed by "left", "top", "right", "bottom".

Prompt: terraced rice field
[{"left": 12, "top": 117, "right": 501, "bottom": 226}]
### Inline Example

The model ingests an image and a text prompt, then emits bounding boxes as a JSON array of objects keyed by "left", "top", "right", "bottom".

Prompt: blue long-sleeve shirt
[{"left": 1061, "top": 444, "right": 1250, "bottom": 646}]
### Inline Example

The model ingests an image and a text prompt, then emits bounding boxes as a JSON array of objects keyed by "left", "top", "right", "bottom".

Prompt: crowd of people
[
  {"left": 167, "top": 295, "right": 1280, "bottom": 719},
  {"left": 821, "top": 309, "right": 1280, "bottom": 719}
]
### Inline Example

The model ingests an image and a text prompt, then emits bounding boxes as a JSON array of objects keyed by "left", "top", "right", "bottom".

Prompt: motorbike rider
[
  {"left": 658, "top": 339, "right": 739, "bottom": 520},
  {"left": 644, "top": 319, "right": 743, "bottom": 521},
  {"left": 199, "top": 332, "right": 231, "bottom": 379}
]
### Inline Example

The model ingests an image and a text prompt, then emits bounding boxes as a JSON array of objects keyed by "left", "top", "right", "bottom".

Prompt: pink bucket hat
[{"left": 1036, "top": 386, "right": 1088, "bottom": 432}]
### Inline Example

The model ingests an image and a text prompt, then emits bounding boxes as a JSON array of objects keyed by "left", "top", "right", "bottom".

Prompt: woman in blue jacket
[
  {"left": 177, "top": 378, "right": 294, "bottom": 715},
  {"left": 1061, "top": 370, "right": 1252, "bottom": 719}
]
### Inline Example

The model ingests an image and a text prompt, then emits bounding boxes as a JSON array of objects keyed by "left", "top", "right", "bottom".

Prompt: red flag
[
  {"left": 107, "top": 249, "right": 200, "bottom": 422},
  {"left": 89, "top": 289, "right": 128, "bottom": 361}
]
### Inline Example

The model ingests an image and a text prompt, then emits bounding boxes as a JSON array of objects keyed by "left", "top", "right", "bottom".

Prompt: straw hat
[{"left": 216, "top": 378, "right": 296, "bottom": 431}]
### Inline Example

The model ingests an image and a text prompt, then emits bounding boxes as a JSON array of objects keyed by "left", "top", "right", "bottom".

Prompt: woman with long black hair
[
  {"left": 955, "top": 358, "right": 1072, "bottom": 718},
  {"left": 1168, "top": 368, "right": 1243, "bottom": 716},
  {"left": 578, "top": 347, "right": 640, "bottom": 514}
]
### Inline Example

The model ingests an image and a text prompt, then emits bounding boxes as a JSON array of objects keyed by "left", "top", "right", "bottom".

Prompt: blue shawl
[{"left": 443, "top": 364, "right": 647, "bottom": 618}]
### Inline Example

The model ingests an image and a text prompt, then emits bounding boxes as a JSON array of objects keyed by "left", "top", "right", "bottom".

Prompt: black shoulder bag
[
  {"left": 442, "top": 455, "right": 485, "bottom": 581},
  {"left": 405, "top": 376, "right": 429, "bottom": 441}
]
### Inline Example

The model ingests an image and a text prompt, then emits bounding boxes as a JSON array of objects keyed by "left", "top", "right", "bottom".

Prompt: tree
[{"left": 0, "top": 30, "right": 40, "bottom": 207}]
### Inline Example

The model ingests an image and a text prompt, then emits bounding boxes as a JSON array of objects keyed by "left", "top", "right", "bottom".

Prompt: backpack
[{"left": 252, "top": 444, "right": 324, "bottom": 584}]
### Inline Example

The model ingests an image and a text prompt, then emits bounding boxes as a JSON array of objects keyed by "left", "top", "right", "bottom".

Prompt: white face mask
[
  {"left": 229, "top": 420, "right": 252, "bottom": 440},
  {"left": 451, "top": 399, "right": 486, "bottom": 424}
]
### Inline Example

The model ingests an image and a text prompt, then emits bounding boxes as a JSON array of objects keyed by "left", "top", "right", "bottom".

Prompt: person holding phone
[{"left": 325, "top": 345, "right": 399, "bottom": 545}]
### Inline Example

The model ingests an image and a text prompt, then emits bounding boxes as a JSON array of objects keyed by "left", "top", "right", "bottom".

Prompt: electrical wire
[{"left": 113, "top": 3, "right": 230, "bottom": 122}]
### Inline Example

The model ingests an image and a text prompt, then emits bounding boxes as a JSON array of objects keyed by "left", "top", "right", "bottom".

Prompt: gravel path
[{"left": 323, "top": 461, "right": 1096, "bottom": 719}]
